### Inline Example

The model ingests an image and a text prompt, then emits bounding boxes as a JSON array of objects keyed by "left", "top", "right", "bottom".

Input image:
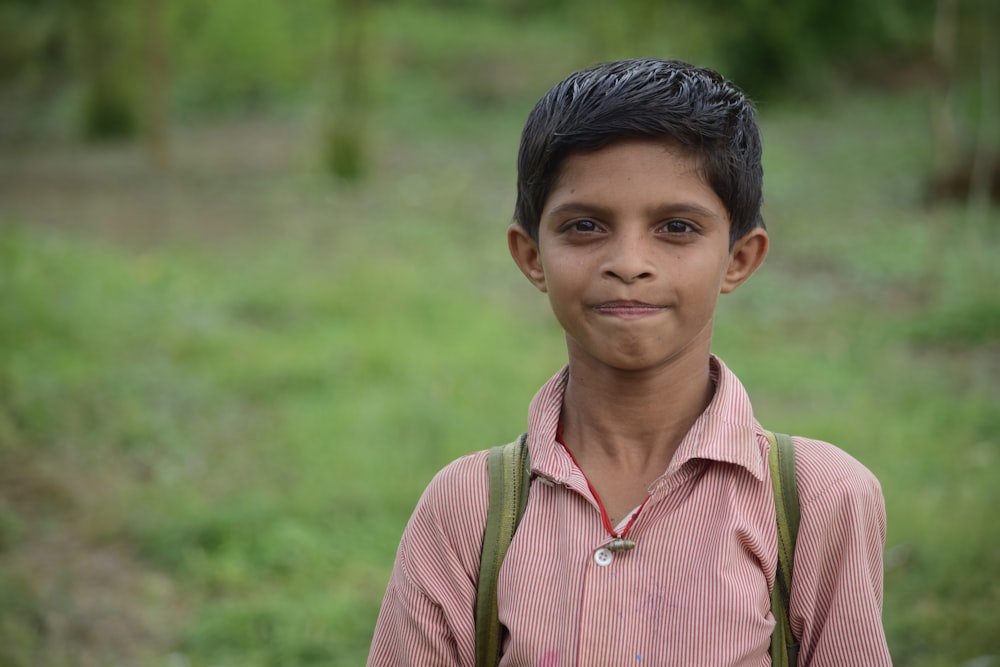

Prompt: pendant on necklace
[{"left": 607, "top": 537, "right": 636, "bottom": 552}]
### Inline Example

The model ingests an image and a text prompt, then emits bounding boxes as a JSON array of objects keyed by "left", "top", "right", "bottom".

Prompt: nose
[{"left": 602, "top": 230, "right": 655, "bottom": 283}]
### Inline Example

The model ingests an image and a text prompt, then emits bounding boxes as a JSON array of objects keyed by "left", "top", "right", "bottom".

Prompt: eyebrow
[{"left": 544, "top": 200, "right": 724, "bottom": 220}]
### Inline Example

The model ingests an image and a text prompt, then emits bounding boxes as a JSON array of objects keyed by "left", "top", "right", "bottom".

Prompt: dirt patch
[
  {"left": 0, "top": 114, "right": 319, "bottom": 249},
  {"left": 3, "top": 525, "right": 187, "bottom": 667}
]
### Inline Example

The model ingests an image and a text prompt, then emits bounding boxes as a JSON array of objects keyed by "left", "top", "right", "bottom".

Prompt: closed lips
[{"left": 593, "top": 301, "right": 665, "bottom": 315}]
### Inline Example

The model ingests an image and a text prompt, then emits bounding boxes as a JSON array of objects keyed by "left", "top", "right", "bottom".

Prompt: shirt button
[{"left": 594, "top": 548, "right": 614, "bottom": 567}]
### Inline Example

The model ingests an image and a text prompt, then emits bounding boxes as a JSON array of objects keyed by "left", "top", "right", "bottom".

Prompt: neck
[{"left": 560, "top": 349, "right": 715, "bottom": 470}]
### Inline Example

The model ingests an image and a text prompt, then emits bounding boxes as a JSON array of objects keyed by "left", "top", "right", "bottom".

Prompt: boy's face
[{"left": 508, "top": 139, "right": 767, "bottom": 374}]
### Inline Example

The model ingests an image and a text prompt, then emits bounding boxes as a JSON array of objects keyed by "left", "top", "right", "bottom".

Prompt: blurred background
[{"left": 0, "top": 0, "right": 997, "bottom": 665}]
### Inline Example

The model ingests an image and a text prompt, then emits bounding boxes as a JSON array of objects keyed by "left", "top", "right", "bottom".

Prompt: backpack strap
[
  {"left": 476, "top": 433, "right": 531, "bottom": 667},
  {"left": 766, "top": 430, "right": 801, "bottom": 667}
]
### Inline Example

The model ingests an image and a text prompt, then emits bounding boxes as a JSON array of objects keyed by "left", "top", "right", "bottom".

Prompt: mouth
[{"left": 592, "top": 300, "right": 665, "bottom": 319}]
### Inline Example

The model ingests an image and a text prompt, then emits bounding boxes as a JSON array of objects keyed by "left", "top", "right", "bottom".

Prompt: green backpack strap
[
  {"left": 766, "top": 430, "right": 801, "bottom": 667},
  {"left": 476, "top": 433, "right": 531, "bottom": 667}
]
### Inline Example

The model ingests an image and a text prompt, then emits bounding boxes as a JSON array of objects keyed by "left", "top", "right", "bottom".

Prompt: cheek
[
  {"left": 699, "top": 254, "right": 735, "bottom": 292},
  {"left": 536, "top": 257, "right": 577, "bottom": 295},
  {"left": 676, "top": 254, "right": 725, "bottom": 285},
  {"left": 543, "top": 278, "right": 582, "bottom": 322}
]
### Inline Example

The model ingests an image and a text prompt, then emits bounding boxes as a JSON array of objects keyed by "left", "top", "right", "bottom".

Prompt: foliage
[
  {"left": 691, "top": 0, "right": 936, "bottom": 98},
  {"left": 167, "top": 0, "right": 332, "bottom": 113},
  {"left": 1, "top": 0, "right": 945, "bottom": 128}
]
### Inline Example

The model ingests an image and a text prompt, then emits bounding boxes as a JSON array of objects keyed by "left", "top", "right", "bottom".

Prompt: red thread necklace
[{"left": 556, "top": 423, "right": 650, "bottom": 550}]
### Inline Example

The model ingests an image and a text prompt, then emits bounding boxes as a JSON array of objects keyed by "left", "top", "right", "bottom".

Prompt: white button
[{"left": 594, "top": 548, "right": 613, "bottom": 567}]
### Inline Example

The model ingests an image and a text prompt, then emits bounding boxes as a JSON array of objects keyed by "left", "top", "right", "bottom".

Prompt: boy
[{"left": 367, "top": 58, "right": 891, "bottom": 666}]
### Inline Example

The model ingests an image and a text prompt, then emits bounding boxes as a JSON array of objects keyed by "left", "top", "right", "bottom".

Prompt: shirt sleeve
[
  {"left": 789, "top": 437, "right": 892, "bottom": 666},
  {"left": 367, "top": 452, "right": 489, "bottom": 667}
]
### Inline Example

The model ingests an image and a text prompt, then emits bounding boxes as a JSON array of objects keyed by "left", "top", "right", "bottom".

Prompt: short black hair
[{"left": 514, "top": 58, "right": 764, "bottom": 247}]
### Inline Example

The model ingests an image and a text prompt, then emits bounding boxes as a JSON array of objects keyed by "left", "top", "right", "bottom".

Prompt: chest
[{"left": 495, "top": 465, "right": 776, "bottom": 666}]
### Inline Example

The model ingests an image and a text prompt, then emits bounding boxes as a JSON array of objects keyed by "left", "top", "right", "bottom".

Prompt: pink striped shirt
[{"left": 368, "top": 356, "right": 891, "bottom": 666}]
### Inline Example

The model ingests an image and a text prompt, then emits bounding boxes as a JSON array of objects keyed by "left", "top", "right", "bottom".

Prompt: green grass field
[{"left": 1, "top": 7, "right": 999, "bottom": 665}]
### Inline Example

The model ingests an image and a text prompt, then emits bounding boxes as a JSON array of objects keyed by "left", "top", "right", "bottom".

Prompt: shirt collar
[{"left": 524, "top": 355, "right": 767, "bottom": 486}]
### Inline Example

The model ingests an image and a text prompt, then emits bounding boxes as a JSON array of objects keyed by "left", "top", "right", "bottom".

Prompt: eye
[
  {"left": 566, "top": 218, "right": 601, "bottom": 233},
  {"left": 662, "top": 220, "right": 697, "bottom": 234}
]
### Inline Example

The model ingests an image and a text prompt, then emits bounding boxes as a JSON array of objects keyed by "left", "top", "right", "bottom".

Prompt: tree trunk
[
  {"left": 931, "top": 0, "right": 958, "bottom": 171},
  {"left": 967, "top": 0, "right": 997, "bottom": 215},
  {"left": 324, "top": 0, "right": 370, "bottom": 181},
  {"left": 143, "top": 0, "right": 170, "bottom": 169},
  {"left": 77, "top": 0, "right": 138, "bottom": 140}
]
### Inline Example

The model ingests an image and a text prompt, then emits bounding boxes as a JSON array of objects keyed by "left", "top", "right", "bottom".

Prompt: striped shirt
[{"left": 367, "top": 356, "right": 891, "bottom": 666}]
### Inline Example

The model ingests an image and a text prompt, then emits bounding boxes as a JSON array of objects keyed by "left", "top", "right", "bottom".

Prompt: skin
[{"left": 508, "top": 139, "right": 769, "bottom": 523}]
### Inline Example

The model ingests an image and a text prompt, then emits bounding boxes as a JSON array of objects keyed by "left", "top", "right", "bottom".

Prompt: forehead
[
  {"left": 555, "top": 138, "right": 701, "bottom": 178},
  {"left": 543, "top": 139, "right": 720, "bottom": 211}
]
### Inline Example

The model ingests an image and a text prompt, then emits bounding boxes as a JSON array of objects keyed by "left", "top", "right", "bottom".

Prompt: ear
[
  {"left": 721, "top": 227, "right": 769, "bottom": 294},
  {"left": 507, "top": 223, "right": 548, "bottom": 293}
]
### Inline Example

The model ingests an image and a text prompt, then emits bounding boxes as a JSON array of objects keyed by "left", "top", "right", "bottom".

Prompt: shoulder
[
  {"left": 397, "top": 449, "right": 491, "bottom": 580},
  {"left": 789, "top": 436, "right": 883, "bottom": 506},
  {"left": 787, "top": 436, "right": 886, "bottom": 548},
  {"left": 409, "top": 449, "right": 490, "bottom": 535},
  {"left": 419, "top": 449, "right": 491, "bottom": 521}
]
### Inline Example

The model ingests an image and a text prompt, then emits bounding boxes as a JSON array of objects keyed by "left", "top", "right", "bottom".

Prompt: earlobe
[
  {"left": 721, "top": 228, "right": 769, "bottom": 294},
  {"left": 507, "top": 223, "right": 548, "bottom": 292}
]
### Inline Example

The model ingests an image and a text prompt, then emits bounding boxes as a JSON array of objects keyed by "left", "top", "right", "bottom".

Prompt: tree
[
  {"left": 73, "top": 0, "right": 139, "bottom": 139},
  {"left": 689, "top": 0, "right": 937, "bottom": 99},
  {"left": 323, "top": 0, "right": 371, "bottom": 181},
  {"left": 142, "top": 0, "right": 170, "bottom": 168},
  {"left": 926, "top": 0, "right": 999, "bottom": 211}
]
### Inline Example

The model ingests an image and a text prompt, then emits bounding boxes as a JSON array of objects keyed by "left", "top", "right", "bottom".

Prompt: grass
[{"left": 2, "top": 11, "right": 999, "bottom": 666}]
